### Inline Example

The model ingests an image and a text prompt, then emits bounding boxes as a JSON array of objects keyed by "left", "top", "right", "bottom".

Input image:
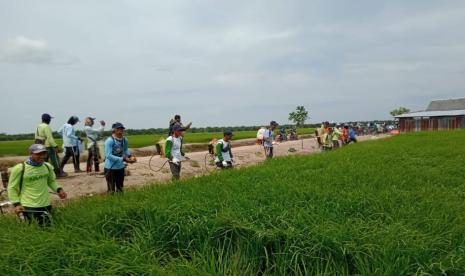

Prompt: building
[{"left": 395, "top": 98, "right": 465, "bottom": 132}]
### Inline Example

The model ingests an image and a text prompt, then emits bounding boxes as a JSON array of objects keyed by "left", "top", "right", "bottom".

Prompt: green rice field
[{"left": 1, "top": 131, "right": 464, "bottom": 274}]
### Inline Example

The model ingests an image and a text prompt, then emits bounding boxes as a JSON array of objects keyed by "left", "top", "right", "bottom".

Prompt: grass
[
  {"left": 0, "top": 128, "right": 314, "bottom": 157},
  {"left": 1, "top": 131, "right": 464, "bottom": 275}
]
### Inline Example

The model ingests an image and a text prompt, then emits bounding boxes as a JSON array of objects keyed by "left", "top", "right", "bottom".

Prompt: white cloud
[{"left": 0, "top": 36, "right": 78, "bottom": 65}]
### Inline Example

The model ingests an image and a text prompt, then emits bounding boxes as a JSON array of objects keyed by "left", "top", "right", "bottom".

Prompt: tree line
[{"left": 0, "top": 124, "right": 320, "bottom": 141}]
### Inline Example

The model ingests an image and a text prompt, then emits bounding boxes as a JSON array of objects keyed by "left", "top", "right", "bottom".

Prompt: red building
[{"left": 395, "top": 98, "right": 465, "bottom": 132}]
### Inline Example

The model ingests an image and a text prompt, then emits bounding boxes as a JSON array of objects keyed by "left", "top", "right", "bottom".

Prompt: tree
[
  {"left": 289, "top": 106, "right": 309, "bottom": 127},
  {"left": 390, "top": 107, "right": 410, "bottom": 117}
]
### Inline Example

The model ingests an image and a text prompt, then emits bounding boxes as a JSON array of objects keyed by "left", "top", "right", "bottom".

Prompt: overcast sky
[{"left": 1, "top": 1, "right": 464, "bottom": 134}]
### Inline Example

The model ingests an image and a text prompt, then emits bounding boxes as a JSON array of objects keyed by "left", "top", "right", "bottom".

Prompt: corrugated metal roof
[
  {"left": 395, "top": 109, "right": 465, "bottom": 118},
  {"left": 426, "top": 98, "right": 465, "bottom": 111}
]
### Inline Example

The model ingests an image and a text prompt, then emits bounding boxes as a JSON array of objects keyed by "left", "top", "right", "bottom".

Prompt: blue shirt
[
  {"left": 349, "top": 129, "right": 357, "bottom": 139},
  {"left": 59, "top": 123, "right": 79, "bottom": 147},
  {"left": 104, "top": 136, "right": 130, "bottom": 170}
]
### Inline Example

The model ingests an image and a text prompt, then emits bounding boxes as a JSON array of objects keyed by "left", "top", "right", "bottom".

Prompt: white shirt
[
  {"left": 167, "top": 136, "right": 183, "bottom": 161},
  {"left": 214, "top": 139, "right": 232, "bottom": 162},
  {"left": 263, "top": 129, "right": 274, "bottom": 148}
]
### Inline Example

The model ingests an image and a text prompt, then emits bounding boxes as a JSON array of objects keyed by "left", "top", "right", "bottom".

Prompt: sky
[{"left": 1, "top": 0, "right": 464, "bottom": 134}]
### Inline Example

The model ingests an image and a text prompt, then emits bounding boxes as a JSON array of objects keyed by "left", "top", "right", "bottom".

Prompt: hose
[{"left": 204, "top": 153, "right": 214, "bottom": 173}]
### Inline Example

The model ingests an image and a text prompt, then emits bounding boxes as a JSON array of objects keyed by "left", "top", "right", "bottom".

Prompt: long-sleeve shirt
[
  {"left": 104, "top": 136, "right": 130, "bottom": 170},
  {"left": 263, "top": 129, "right": 274, "bottom": 148},
  {"left": 8, "top": 162, "right": 60, "bottom": 208},
  {"left": 35, "top": 123, "right": 57, "bottom": 147},
  {"left": 215, "top": 139, "right": 233, "bottom": 162},
  {"left": 84, "top": 125, "right": 104, "bottom": 149},
  {"left": 59, "top": 123, "right": 79, "bottom": 147},
  {"left": 165, "top": 136, "right": 184, "bottom": 161}
]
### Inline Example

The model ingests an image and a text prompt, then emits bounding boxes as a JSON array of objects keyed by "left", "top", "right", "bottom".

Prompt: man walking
[
  {"left": 165, "top": 125, "right": 186, "bottom": 180},
  {"left": 8, "top": 144, "right": 67, "bottom": 225},
  {"left": 59, "top": 116, "right": 82, "bottom": 173},
  {"left": 263, "top": 121, "right": 278, "bottom": 159},
  {"left": 35, "top": 113, "right": 67, "bottom": 177}
]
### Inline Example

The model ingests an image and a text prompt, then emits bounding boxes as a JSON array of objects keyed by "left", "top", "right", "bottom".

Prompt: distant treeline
[{"left": 0, "top": 124, "right": 320, "bottom": 141}]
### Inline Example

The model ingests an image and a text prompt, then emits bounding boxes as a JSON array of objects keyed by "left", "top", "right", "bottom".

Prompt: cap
[
  {"left": 72, "top": 116, "right": 80, "bottom": 122},
  {"left": 112, "top": 122, "right": 126, "bottom": 129},
  {"left": 172, "top": 124, "right": 185, "bottom": 132},
  {"left": 29, "top": 144, "right": 47, "bottom": 154},
  {"left": 41, "top": 113, "right": 53, "bottom": 121},
  {"left": 223, "top": 130, "right": 233, "bottom": 136},
  {"left": 270, "top": 121, "right": 278, "bottom": 126}
]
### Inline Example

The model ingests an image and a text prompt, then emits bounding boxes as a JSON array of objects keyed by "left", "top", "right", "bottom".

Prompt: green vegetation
[
  {"left": 1, "top": 132, "right": 464, "bottom": 274},
  {"left": 289, "top": 105, "right": 309, "bottom": 126},
  {"left": 0, "top": 128, "right": 314, "bottom": 157}
]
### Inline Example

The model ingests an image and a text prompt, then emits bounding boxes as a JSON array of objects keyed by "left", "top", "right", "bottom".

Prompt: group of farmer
[
  {"left": 34, "top": 113, "right": 106, "bottom": 178},
  {"left": 5, "top": 113, "right": 360, "bottom": 225},
  {"left": 315, "top": 121, "right": 358, "bottom": 151},
  {"left": 6, "top": 113, "right": 244, "bottom": 225}
]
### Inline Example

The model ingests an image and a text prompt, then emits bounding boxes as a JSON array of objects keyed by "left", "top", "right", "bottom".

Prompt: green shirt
[
  {"left": 7, "top": 162, "right": 61, "bottom": 208},
  {"left": 35, "top": 123, "right": 57, "bottom": 147}
]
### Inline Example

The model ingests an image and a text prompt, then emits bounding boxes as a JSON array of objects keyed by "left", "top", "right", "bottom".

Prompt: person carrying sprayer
[
  {"left": 263, "top": 121, "right": 278, "bottom": 159},
  {"left": 165, "top": 125, "right": 186, "bottom": 180},
  {"left": 104, "top": 122, "right": 136, "bottom": 194},
  {"left": 84, "top": 117, "right": 105, "bottom": 173},
  {"left": 34, "top": 113, "right": 67, "bottom": 178},
  {"left": 215, "top": 130, "right": 234, "bottom": 169},
  {"left": 8, "top": 144, "right": 67, "bottom": 226},
  {"left": 59, "top": 116, "right": 82, "bottom": 173}
]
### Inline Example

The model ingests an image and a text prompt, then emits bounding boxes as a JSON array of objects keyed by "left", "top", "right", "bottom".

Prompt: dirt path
[{"left": 47, "top": 135, "right": 386, "bottom": 200}]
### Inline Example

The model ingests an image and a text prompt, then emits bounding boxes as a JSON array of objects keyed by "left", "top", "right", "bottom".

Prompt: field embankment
[{"left": 0, "top": 128, "right": 314, "bottom": 157}]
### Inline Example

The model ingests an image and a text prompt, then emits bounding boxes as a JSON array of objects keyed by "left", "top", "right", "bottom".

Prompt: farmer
[
  {"left": 34, "top": 113, "right": 67, "bottom": 178},
  {"left": 215, "top": 130, "right": 234, "bottom": 169},
  {"left": 59, "top": 116, "right": 82, "bottom": 173},
  {"left": 8, "top": 144, "right": 67, "bottom": 226},
  {"left": 341, "top": 125, "right": 350, "bottom": 145},
  {"left": 165, "top": 125, "right": 186, "bottom": 180},
  {"left": 348, "top": 126, "right": 358, "bottom": 143},
  {"left": 263, "top": 121, "right": 278, "bottom": 159},
  {"left": 104, "top": 122, "right": 135, "bottom": 193},
  {"left": 168, "top": 115, "right": 192, "bottom": 136},
  {"left": 322, "top": 127, "right": 334, "bottom": 151},
  {"left": 84, "top": 117, "right": 106, "bottom": 173},
  {"left": 332, "top": 125, "right": 341, "bottom": 148}
]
